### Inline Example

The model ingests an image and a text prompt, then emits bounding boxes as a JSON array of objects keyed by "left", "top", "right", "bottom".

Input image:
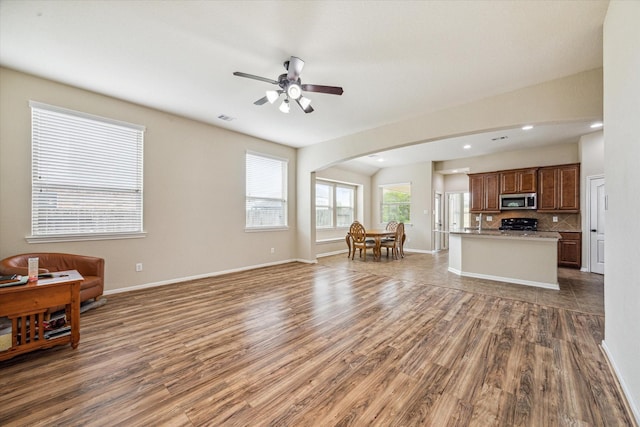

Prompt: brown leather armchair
[{"left": 0, "top": 252, "right": 104, "bottom": 303}]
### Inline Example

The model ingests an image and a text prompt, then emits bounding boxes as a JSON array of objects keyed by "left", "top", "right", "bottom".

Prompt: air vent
[
  {"left": 491, "top": 135, "right": 508, "bottom": 141},
  {"left": 217, "top": 114, "right": 235, "bottom": 121}
]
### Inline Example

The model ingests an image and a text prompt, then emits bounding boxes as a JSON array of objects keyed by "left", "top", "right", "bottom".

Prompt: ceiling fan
[{"left": 233, "top": 56, "right": 343, "bottom": 114}]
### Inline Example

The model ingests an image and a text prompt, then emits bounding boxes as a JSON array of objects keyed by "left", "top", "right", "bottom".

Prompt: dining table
[{"left": 346, "top": 228, "right": 396, "bottom": 261}]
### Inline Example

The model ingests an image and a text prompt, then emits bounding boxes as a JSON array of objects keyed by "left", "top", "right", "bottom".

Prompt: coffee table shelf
[{"left": 0, "top": 270, "right": 82, "bottom": 362}]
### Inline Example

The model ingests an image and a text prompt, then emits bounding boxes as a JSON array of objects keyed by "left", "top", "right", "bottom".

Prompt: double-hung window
[
  {"left": 245, "top": 152, "right": 288, "bottom": 229},
  {"left": 316, "top": 179, "right": 355, "bottom": 228},
  {"left": 380, "top": 183, "right": 411, "bottom": 223},
  {"left": 29, "top": 101, "right": 145, "bottom": 242}
]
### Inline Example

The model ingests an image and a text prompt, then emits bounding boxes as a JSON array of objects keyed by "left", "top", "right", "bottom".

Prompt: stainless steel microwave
[{"left": 499, "top": 193, "right": 537, "bottom": 210}]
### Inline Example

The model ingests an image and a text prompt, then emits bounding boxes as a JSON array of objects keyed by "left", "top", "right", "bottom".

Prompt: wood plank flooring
[{"left": 0, "top": 253, "right": 634, "bottom": 426}]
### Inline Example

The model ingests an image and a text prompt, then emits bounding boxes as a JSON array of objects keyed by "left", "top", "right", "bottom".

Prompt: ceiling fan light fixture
[
  {"left": 266, "top": 90, "right": 280, "bottom": 104},
  {"left": 279, "top": 99, "right": 290, "bottom": 114},
  {"left": 287, "top": 83, "right": 302, "bottom": 100},
  {"left": 298, "top": 96, "right": 311, "bottom": 110}
]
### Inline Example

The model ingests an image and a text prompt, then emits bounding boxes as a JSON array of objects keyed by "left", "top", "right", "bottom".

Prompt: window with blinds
[
  {"left": 245, "top": 152, "right": 288, "bottom": 229},
  {"left": 30, "top": 101, "right": 144, "bottom": 241}
]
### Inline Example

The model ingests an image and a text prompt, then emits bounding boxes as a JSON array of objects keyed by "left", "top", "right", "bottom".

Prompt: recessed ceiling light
[
  {"left": 590, "top": 122, "right": 603, "bottom": 128},
  {"left": 463, "top": 144, "right": 471, "bottom": 150},
  {"left": 452, "top": 169, "right": 459, "bottom": 173},
  {"left": 522, "top": 125, "right": 534, "bottom": 130},
  {"left": 377, "top": 158, "right": 385, "bottom": 162}
]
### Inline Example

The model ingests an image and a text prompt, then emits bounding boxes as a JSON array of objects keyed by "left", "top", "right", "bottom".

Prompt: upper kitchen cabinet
[
  {"left": 469, "top": 172, "right": 500, "bottom": 213},
  {"left": 537, "top": 163, "right": 580, "bottom": 212},
  {"left": 499, "top": 168, "right": 538, "bottom": 194}
]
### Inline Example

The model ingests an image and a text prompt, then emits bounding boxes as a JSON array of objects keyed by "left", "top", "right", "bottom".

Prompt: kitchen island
[{"left": 448, "top": 229, "right": 561, "bottom": 289}]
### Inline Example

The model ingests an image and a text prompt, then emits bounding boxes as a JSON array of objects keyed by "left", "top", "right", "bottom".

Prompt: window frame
[
  {"left": 27, "top": 101, "right": 145, "bottom": 243},
  {"left": 245, "top": 151, "right": 289, "bottom": 231},
  {"left": 380, "top": 182, "right": 412, "bottom": 224},
  {"left": 315, "top": 178, "right": 356, "bottom": 229}
]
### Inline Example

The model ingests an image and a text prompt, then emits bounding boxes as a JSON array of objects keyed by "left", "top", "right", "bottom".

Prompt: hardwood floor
[{"left": 0, "top": 252, "right": 634, "bottom": 426}]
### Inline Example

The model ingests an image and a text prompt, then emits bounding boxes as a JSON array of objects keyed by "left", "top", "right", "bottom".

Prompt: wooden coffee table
[{"left": 0, "top": 270, "right": 83, "bottom": 361}]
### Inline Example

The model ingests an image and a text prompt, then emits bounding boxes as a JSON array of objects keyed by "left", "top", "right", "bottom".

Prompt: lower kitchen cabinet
[{"left": 558, "top": 232, "right": 581, "bottom": 269}]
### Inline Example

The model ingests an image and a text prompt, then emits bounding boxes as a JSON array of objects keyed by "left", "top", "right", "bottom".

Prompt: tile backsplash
[{"left": 478, "top": 212, "right": 580, "bottom": 232}]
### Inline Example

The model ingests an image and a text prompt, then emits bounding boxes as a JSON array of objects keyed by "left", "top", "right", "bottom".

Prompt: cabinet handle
[{"left": 591, "top": 229, "right": 597, "bottom": 232}]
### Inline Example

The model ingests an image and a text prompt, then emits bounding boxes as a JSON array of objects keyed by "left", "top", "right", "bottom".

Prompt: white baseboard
[
  {"left": 601, "top": 340, "right": 640, "bottom": 425},
  {"left": 317, "top": 249, "right": 349, "bottom": 258},
  {"left": 104, "top": 258, "right": 302, "bottom": 295},
  {"left": 448, "top": 267, "right": 560, "bottom": 290}
]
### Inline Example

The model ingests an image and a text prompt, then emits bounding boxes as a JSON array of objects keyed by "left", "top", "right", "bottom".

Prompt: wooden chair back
[
  {"left": 350, "top": 221, "right": 367, "bottom": 244},
  {"left": 385, "top": 221, "right": 399, "bottom": 231}
]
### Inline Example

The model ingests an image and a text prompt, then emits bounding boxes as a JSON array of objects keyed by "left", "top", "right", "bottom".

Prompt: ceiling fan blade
[
  {"left": 287, "top": 56, "right": 304, "bottom": 81},
  {"left": 301, "top": 84, "right": 344, "bottom": 96},
  {"left": 233, "top": 71, "right": 279, "bottom": 85},
  {"left": 254, "top": 96, "right": 269, "bottom": 105},
  {"left": 296, "top": 98, "right": 314, "bottom": 114}
]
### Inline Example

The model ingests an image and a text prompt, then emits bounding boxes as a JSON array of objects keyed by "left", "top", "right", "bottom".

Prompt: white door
[
  {"left": 589, "top": 177, "right": 605, "bottom": 274},
  {"left": 434, "top": 193, "right": 443, "bottom": 251}
]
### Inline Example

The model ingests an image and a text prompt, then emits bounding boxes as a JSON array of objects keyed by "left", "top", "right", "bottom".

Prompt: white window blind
[
  {"left": 246, "top": 152, "right": 288, "bottom": 228},
  {"left": 30, "top": 101, "right": 144, "bottom": 240}
]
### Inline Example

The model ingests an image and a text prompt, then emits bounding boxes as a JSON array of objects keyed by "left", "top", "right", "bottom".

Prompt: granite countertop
[{"left": 448, "top": 228, "right": 561, "bottom": 240}]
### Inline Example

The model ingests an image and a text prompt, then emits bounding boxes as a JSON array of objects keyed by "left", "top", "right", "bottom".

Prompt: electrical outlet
[
  {"left": 270, "top": 248, "right": 275, "bottom": 254},
  {"left": 135, "top": 263, "right": 143, "bottom": 272},
  {"left": 552, "top": 216, "right": 558, "bottom": 222},
  {"left": 486, "top": 216, "right": 493, "bottom": 221}
]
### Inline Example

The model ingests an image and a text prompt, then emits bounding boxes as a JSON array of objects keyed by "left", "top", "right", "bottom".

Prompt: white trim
[
  {"left": 26, "top": 231, "right": 147, "bottom": 243},
  {"left": 601, "top": 340, "right": 640, "bottom": 425},
  {"left": 317, "top": 249, "right": 349, "bottom": 258},
  {"left": 104, "top": 258, "right": 304, "bottom": 295},
  {"left": 404, "top": 248, "right": 434, "bottom": 254},
  {"left": 448, "top": 267, "right": 560, "bottom": 290},
  {"left": 29, "top": 100, "right": 145, "bottom": 131},
  {"left": 316, "top": 237, "right": 345, "bottom": 244},
  {"left": 244, "top": 226, "right": 289, "bottom": 232}
]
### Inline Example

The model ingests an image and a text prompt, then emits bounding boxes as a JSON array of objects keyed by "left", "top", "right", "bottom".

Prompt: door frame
[{"left": 586, "top": 174, "right": 605, "bottom": 273}]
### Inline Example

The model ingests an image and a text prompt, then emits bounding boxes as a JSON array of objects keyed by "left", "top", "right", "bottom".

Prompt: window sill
[
  {"left": 26, "top": 231, "right": 147, "bottom": 243},
  {"left": 245, "top": 226, "right": 289, "bottom": 232}
]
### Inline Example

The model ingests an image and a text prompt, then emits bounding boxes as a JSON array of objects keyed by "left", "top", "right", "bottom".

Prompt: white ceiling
[{"left": 0, "top": 1, "right": 608, "bottom": 171}]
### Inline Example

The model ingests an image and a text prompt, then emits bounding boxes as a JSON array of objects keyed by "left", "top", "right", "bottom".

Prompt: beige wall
[
  {"left": 443, "top": 174, "right": 469, "bottom": 193},
  {"left": 435, "top": 142, "right": 579, "bottom": 175},
  {"left": 0, "top": 67, "right": 297, "bottom": 292},
  {"left": 603, "top": 1, "right": 640, "bottom": 421}
]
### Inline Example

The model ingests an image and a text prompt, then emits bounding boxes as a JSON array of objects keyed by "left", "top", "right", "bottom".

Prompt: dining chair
[
  {"left": 346, "top": 221, "right": 360, "bottom": 258},
  {"left": 350, "top": 222, "right": 376, "bottom": 261},
  {"left": 381, "top": 222, "right": 405, "bottom": 259}
]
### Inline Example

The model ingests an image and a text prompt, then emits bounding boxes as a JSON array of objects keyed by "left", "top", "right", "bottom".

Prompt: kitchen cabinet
[
  {"left": 469, "top": 172, "right": 499, "bottom": 213},
  {"left": 538, "top": 163, "right": 580, "bottom": 212},
  {"left": 499, "top": 168, "right": 538, "bottom": 194},
  {"left": 558, "top": 232, "right": 581, "bottom": 268}
]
